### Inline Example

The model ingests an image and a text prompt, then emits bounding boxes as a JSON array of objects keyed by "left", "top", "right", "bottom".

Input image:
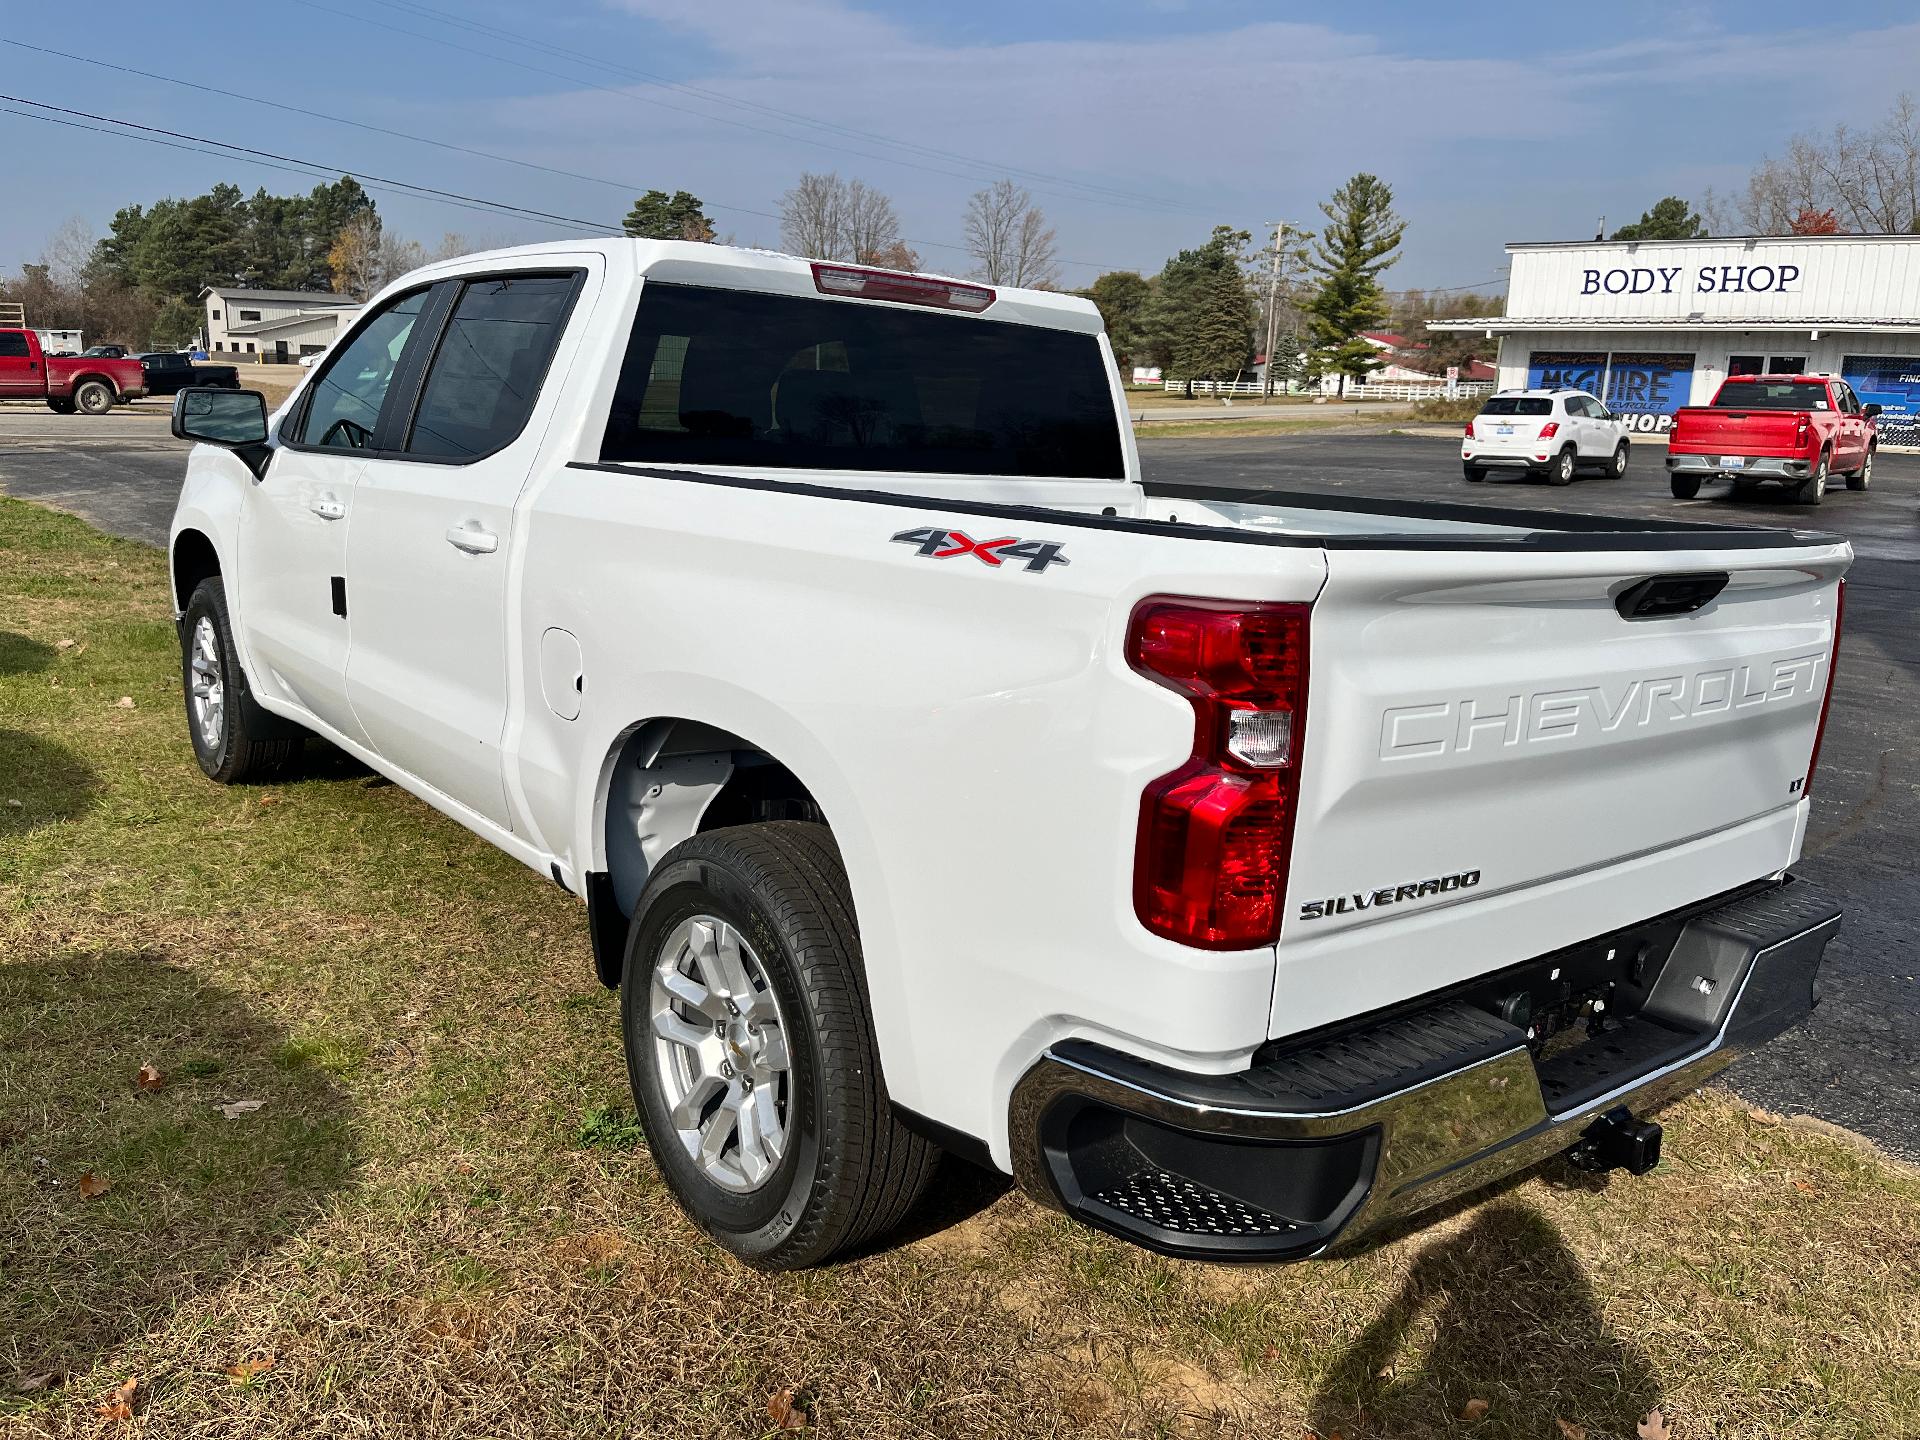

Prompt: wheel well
[
  {"left": 171, "top": 530, "right": 221, "bottom": 614},
  {"left": 72, "top": 372, "right": 117, "bottom": 395},
  {"left": 592, "top": 718, "right": 825, "bottom": 986}
]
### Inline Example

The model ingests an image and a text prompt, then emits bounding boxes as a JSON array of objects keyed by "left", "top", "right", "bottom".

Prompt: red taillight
[
  {"left": 1128, "top": 598, "right": 1310, "bottom": 949},
  {"left": 1538, "top": 421, "right": 1560, "bottom": 439},
  {"left": 810, "top": 261, "right": 994, "bottom": 311},
  {"left": 1796, "top": 417, "right": 1811, "bottom": 447},
  {"left": 1463, "top": 420, "right": 1476, "bottom": 439},
  {"left": 1804, "top": 579, "right": 1844, "bottom": 798}
]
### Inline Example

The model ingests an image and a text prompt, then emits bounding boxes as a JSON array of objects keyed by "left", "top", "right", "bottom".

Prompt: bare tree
[
  {"left": 1727, "top": 94, "right": 1920, "bottom": 234},
  {"left": 963, "top": 180, "right": 1059, "bottom": 288},
  {"left": 841, "top": 179, "right": 908, "bottom": 266},
  {"left": 780, "top": 172, "right": 852, "bottom": 261}
]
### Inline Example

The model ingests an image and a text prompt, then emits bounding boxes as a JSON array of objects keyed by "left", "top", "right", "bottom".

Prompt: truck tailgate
[
  {"left": 1271, "top": 539, "right": 1847, "bottom": 1038},
  {"left": 1671, "top": 407, "right": 1807, "bottom": 456}
]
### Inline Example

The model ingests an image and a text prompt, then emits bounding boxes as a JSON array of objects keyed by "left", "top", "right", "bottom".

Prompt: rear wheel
[
  {"left": 1607, "top": 441, "right": 1630, "bottom": 478},
  {"left": 180, "top": 577, "right": 304, "bottom": 783},
  {"left": 622, "top": 823, "right": 937, "bottom": 1270},
  {"left": 1461, "top": 463, "right": 1486, "bottom": 483},
  {"left": 1798, "top": 450, "right": 1828, "bottom": 506},
  {"left": 1669, "top": 472, "right": 1702, "bottom": 500},
  {"left": 1846, "top": 448, "right": 1873, "bottom": 491},
  {"left": 74, "top": 380, "right": 114, "bottom": 416},
  {"left": 1547, "top": 447, "right": 1576, "bottom": 486}
]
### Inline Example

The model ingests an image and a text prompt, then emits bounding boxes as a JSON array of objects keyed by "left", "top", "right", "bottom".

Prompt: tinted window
[
  {"left": 405, "top": 274, "right": 579, "bottom": 460},
  {"left": 601, "top": 283, "right": 1123, "bottom": 479},
  {"left": 1714, "top": 381, "right": 1832, "bottom": 411},
  {"left": 1480, "top": 397, "right": 1552, "bottom": 416},
  {"left": 297, "top": 288, "right": 430, "bottom": 449},
  {"left": 0, "top": 333, "right": 31, "bottom": 359}
]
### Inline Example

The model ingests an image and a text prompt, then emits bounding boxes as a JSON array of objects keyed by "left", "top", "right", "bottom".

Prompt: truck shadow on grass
[
  {"left": 1308, "top": 1199, "right": 1662, "bottom": 1437},
  {"left": 0, "top": 729, "right": 99, "bottom": 836},
  {"left": 0, "top": 950, "right": 356, "bottom": 1397}
]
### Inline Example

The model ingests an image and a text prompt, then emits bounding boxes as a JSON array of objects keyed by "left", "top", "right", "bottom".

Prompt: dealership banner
[
  {"left": 1841, "top": 355, "right": 1920, "bottom": 446},
  {"left": 1526, "top": 351, "right": 1695, "bottom": 434}
]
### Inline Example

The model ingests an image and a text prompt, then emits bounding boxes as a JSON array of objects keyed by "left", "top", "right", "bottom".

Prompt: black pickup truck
[{"left": 138, "top": 352, "right": 241, "bottom": 397}]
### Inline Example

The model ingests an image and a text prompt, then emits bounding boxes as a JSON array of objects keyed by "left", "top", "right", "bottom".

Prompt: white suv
[{"left": 1462, "top": 389, "right": 1630, "bottom": 485}]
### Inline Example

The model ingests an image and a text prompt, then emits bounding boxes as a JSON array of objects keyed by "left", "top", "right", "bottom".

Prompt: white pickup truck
[{"left": 167, "top": 240, "right": 1848, "bottom": 1269}]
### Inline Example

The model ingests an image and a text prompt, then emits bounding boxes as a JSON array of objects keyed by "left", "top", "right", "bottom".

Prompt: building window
[
  {"left": 246, "top": 342, "right": 255, "bottom": 353},
  {"left": 300, "top": 344, "right": 326, "bottom": 356},
  {"left": 211, "top": 309, "right": 221, "bottom": 320},
  {"left": 239, "top": 309, "right": 261, "bottom": 321}
]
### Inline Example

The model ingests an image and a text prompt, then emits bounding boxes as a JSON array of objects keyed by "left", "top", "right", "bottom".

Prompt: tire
[
  {"left": 1798, "top": 450, "right": 1828, "bottom": 506},
  {"left": 46, "top": 397, "right": 75, "bottom": 415},
  {"left": 1846, "top": 448, "right": 1873, "bottom": 492},
  {"left": 180, "top": 577, "right": 304, "bottom": 784},
  {"left": 1547, "top": 446, "right": 1576, "bottom": 486},
  {"left": 74, "top": 380, "right": 114, "bottom": 416},
  {"left": 1607, "top": 441, "right": 1630, "bottom": 478},
  {"left": 1669, "top": 472, "right": 1702, "bottom": 500},
  {"left": 622, "top": 823, "right": 937, "bottom": 1270},
  {"left": 1462, "top": 463, "right": 1486, "bottom": 483}
]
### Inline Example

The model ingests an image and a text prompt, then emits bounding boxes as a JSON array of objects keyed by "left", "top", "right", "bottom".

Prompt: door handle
[
  {"left": 445, "top": 522, "right": 499, "bottom": 554},
  {"left": 309, "top": 496, "right": 346, "bottom": 520}
]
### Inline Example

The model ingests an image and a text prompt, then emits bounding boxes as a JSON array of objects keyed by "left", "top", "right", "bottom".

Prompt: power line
[
  {"left": 0, "top": 94, "right": 623, "bottom": 232},
  {"left": 286, "top": 0, "right": 1199, "bottom": 221},
  {"left": 367, "top": 0, "right": 1203, "bottom": 216}
]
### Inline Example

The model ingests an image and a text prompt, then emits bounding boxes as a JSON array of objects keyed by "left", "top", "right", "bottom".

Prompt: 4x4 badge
[{"left": 891, "top": 526, "right": 1070, "bottom": 573}]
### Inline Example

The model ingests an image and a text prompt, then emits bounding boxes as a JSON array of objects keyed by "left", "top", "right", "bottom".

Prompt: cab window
[
  {"left": 294, "top": 288, "right": 431, "bottom": 449},
  {"left": 404, "top": 274, "right": 580, "bottom": 461}
]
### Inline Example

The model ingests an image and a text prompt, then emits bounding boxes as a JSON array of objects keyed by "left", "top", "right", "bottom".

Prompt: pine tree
[
  {"left": 1303, "top": 174, "right": 1405, "bottom": 396},
  {"left": 1143, "top": 227, "right": 1251, "bottom": 394},
  {"left": 623, "top": 190, "right": 715, "bottom": 242},
  {"left": 1610, "top": 197, "right": 1706, "bottom": 241}
]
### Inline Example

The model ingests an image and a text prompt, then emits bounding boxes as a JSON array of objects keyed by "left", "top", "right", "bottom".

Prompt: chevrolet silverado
[
  {"left": 164, "top": 241, "right": 1849, "bottom": 1269},
  {"left": 1667, "top": 374, "right": 1878, "bottom": 504}
]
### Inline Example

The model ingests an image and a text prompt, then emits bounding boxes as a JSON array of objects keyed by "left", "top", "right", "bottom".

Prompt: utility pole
[{"left": 1261, "top": 220, "right": 1297, "bottom": 401}]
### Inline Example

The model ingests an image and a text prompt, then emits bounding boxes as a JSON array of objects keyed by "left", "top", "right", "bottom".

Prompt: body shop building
[{"left": 1432, "top": 233, "right": 1920, "bottom": 445}]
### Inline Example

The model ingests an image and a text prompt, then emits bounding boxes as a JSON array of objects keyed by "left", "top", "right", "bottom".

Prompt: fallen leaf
[
  {"left": 257, "top": 794, "right": 283, "bottom": 807},
  {"left": 1793, "top": 1178, "right": 1818, "bottom": 1195},
  {"left": 135, "top": 1063, "right": 164, "bottom": 1093},
  {"left": 1557, "top": 1421, "right": 1589, "bottom": 1440},
  {"left": 766, "top": 1387, "right": 808, "bottom": 1430},
  {"left": 96, "top": 1376, "right": 139, "bottom": 1420},
  {"left": 14, "top": 1371, "right": 63, "bottom": 1394},
  {"left": 1746, "top": 1107, "right": 1779, "bottom": 1125},
  {"left": 1460, "top": 1397, "right": 1491, "bottom": 1422},
  {"left": 227, "top": 1356, "right": 275, "bottom": 1382},
  {"left": 77, "top": 1171, "right": 111, "bottom": 1200},
  {"left": 5, "top": 798, "right": 20, "bottom": 809},
  {"left": 1638, "top": 1409, "right": 1672, "bottom": 1440},
  {"left": 219, "top": 1099, "right": 266, "bottom": 1119},
  {"left": 1374, "top": 1362, "right": 1394, "bottom": 1380},
  {"left": 113, "top": 696, "right": 135, "bottom": 709},
  {"left": 55, "top": 638, "right": 75, "bottom": 650}
]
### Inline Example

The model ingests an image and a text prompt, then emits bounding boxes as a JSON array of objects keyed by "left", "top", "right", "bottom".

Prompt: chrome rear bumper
[{"left": 1009, "top": 879, "right": 1839, "bottom": 1260}]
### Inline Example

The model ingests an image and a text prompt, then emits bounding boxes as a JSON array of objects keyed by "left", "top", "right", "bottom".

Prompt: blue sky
[{"left": 4, "top": 0, "right": 1919, "bottom": 291}]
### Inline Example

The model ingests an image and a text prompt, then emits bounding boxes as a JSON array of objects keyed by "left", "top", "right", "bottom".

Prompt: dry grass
[
  {"left": 1132, "top": 415, "right": 1410, "bottom": 439},
  {"left": 3, "top": 496, "right": 1918, "bottom": 1438}
]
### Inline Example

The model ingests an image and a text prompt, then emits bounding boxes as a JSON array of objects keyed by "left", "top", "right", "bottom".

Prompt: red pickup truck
[
  {"left": 1666, "top": 374, "right": 1878, "bottom": 505},
  {"left": 0, "top": 327, "right": 148, "bottom": 414}
]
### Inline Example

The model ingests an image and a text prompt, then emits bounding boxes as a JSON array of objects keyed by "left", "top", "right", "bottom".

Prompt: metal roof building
[{"left": 1432, "top": 234, "right": 1920, "bottom": 444}]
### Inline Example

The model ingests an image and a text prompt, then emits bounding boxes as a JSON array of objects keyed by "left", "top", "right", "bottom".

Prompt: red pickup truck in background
[
  {"left": 0, "top": 327, "right": 148, "bottom": 414},
  {"left": 1666, "top": 374, "right": 1878, "bottom": 505}
]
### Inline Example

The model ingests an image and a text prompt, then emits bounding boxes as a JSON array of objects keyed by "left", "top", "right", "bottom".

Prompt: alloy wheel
[{"left": 187, "top": 616, "right": 226, "bottom": 751}]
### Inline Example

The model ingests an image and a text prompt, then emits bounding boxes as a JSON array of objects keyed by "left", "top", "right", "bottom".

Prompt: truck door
[
  {"left": 0, "top": 331, "right": 41, "bottom": 397},
  {"left": 236, "top": 285, "right": 437, "bottom": 746},
  {"left": 343, "top": 269, "right": 586, "bottom": 830}
]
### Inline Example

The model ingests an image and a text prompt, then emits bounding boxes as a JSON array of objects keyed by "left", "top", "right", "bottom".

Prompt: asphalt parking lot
[{"left": 3, "top": 416, "right": 1915, "bottom": 1161}]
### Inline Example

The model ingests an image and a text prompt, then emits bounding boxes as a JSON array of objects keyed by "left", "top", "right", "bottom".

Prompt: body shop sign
[
  {"left": 1579, "top": 263, "right": 1802, "bottom": 297},
  {"left": 1528, "top": 351, "right": 1695, "bottom": 433}
]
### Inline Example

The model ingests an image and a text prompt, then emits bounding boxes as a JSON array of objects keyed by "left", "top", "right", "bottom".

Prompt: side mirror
[
  {"left": 1862, "top": 403, "right": 1882, "bottom": 419},
  {"left": 172, "top": 387, "right": 268, "bottom": 445}
]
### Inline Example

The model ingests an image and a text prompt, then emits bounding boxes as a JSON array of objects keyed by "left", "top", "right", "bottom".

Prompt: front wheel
[
  {"left": 1669, "top": 472, "right": 1702, "bottom": 500},
  {"left": 1846, "top": 449, "right": 1873, "bottom": 491},
  {"left": 622, "top": 823, "right": 937, "bottom": 1270},
  {"left": 1798, "top": 451, "right": 1828, "bottom": 506},
  {"left": 180, "top": 577, "right": 304, "bottom": 783},
  {"left": 46, "top": 397, "right": 75, "bottom": 415},
  {"left": 73, "top": 380, "right": 114, "bottom": 416},
  {"left": 1608, "top": 441, "right": 1630, "bottom": 478}
]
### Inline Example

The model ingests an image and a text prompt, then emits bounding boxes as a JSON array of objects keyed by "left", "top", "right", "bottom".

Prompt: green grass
[{"left": 3, "top": 493, "right": 1919, "bottom": 1438}]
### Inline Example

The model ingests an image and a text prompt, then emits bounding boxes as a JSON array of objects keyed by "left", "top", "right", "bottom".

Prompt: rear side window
[
  {"left": 1715, "top": 381, "right": 1832, "bottom": 410},
  {"left": 406, "top": 274, "right": 581, "bottom": 460},
  {"left": 1480, "top": 396, "right": 1551, "bottom": 416},
  {"left": 601, "top": 283, "right": 1123, "bottom": 479}
]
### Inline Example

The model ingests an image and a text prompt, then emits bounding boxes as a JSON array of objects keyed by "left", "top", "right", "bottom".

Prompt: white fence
[{"left": 1162, "top": 378, "right": 1495, "bottom": 401}]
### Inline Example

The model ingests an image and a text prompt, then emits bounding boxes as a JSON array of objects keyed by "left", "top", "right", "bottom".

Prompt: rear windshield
[
  {"left": 1715, "top": 381, "right": 1831, "bottom": 410},
  {"left": 600, "top": 282, "right": 1122, "bottom": 479},
  {"left": 1480, "top": 397, "right": 1552, "bottom": 416}
]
